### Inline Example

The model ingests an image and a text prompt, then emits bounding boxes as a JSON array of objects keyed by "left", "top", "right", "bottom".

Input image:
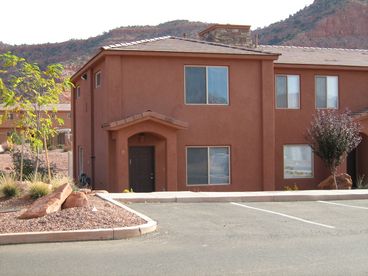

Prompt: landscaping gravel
[{"left": 0, "top": 195, "right": 146, "bottom": 234}]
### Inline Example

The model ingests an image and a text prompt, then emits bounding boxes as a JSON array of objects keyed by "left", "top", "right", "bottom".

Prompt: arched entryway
[
  {"left": 103, "top": 111, "right": 188, "bottom": 192},
  {"left": 128, "top": 132, "right": 166, "bottom": 192}
]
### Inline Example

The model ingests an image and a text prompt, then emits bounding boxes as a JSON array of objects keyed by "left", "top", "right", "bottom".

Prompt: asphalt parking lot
[{"left": 1, "top": 200, "right": 368, "bottom": 275}]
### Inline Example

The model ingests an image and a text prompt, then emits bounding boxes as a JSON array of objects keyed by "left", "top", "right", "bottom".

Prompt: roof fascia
[
  {"left": 275, "top": 63, "right": 368, "bottom": 72},
  {"left": 104, "top": 49, "right": 279, "bottom": 61},
  {"left": 71, "top": 49, "right": 105, "bottom": 82}
]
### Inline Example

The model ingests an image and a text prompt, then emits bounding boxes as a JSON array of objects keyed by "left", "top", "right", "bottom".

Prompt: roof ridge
[
  {"left": 102, "top": 36, "right": 172, "bottom": 50},
  {"left": 259, "top": 44, "right": 368, "bottom": 52}
]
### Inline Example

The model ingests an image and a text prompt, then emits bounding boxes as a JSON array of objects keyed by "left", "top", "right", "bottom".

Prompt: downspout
[
  {"left": 72, "top": 86, "right": 77, "bottom": 181},
  {"left": 90, "top": 69, "right": 96, "bottom": 189}
]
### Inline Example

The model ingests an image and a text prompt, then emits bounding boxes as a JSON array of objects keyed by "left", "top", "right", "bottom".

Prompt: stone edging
[{"left": 0, "top": 193, "right": 157, "bottom": 245}]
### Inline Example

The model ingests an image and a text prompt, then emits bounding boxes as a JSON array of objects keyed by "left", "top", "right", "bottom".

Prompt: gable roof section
[
  {"left": 258, "top": 45, "right": 368, "bottom": 68},
  {"left": 72, "top": 36, "right": 278, "bottom": 81},
  {"left": 102, "top": 36, "right": 276, "bottom": 56},
  {"left": 102, "top": 111, "right": 188, "bottom": 131}
]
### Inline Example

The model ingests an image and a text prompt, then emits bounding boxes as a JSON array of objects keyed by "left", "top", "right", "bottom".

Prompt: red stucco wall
[
  {"left": 275, "top": 67, "right": 368, "bottom": 190},
  {"left": 72, "top": 51, "right": 368, "bottom": 192},
  {"left": 73, "top": 53, "right": 275, "bottom": 191}
]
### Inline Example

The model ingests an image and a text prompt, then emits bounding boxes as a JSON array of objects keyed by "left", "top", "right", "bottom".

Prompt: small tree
[
  {"left": 0, "top": 52, "right": 72, "bottom": 182},
  {"left": 306, "top": 109, "right": 361, "bottom": 189}
]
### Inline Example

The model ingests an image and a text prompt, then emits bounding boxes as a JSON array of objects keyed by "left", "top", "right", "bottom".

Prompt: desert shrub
[
  {"left": 28, "top": 182, "right": 51, "bottom": 199},
  {"left": 356, "top": 175, "right": 368, "bottom": 189},
  {"left": 11, "top": 148, "right": 57, "bottom": 180},
  {"left": 26, "top": 173, "right": 48, "bottom": 183},
  {"left": 50, "top": 175, "right": 77, "bottom": 191},
  {"left": 0, "top": 174, "right": 20, "bottom": 198},
  {"left": 284, "top": 184, "right": 299, "bottom": 191}
]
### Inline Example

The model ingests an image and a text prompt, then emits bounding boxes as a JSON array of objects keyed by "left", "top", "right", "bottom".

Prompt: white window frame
[
  {"left": 95, "top": 71, "right": 101, "bottom": 88},
  {"left": 275, "top": 74, "right": 300, "bottom": 109},
  {"left": 315, "top": 75, "right": 339, "bottom": 109},
  {"left": 283, "top": 144, "right": 314, "bottom": 179},
  {"left": 76, "top": 86, "right": 81, "bottom": 98},
  {"left": 186, "top": 146, "right": 231, "bottom": 186},
  {"left": 184, "top": 65, "right": 229, "bottom": 105}
]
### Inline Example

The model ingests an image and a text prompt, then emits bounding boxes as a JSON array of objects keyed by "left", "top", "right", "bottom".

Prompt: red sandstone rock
[
  {"left": 62, "top": 192, "right": 89, "bottom": 209},
  {"left": 93, "top": 190, "right": 108, "bottom": 193},
  {"left": 79, "top": 188, "right": 92, "bottom": 194},
  {"left": 19, "top": 183, "right": 73, "bottom": 219},
  {"left": 318, "top": 173, "right": 352, "bottom": 190},
  {"left": 88, "top": 190, "right": 109, "bottom": 196}
]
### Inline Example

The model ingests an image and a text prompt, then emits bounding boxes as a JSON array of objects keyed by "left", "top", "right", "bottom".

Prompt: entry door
[{"left": 129, "top": 146, "right": 155, "bottom": 192}]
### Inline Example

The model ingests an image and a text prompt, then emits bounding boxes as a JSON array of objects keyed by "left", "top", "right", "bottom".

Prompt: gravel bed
[{"left": 0, "top": 195, "right": 146, "bottom": 234}]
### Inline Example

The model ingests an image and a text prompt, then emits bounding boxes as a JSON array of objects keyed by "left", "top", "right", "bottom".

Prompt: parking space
[
  {"left": 226, "top": 200, "right": 368, "bottom": 232},
  {"left": 126, "top": 200, "right": 368, "bottom": 274},
  {"left": 2, "top": 200, "right": 368, "bottom": 275}
]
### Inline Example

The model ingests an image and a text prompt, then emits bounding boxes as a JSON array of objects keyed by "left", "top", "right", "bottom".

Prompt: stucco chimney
[{"left": 198, "top": 24, "right": 254, "bottom": 48}]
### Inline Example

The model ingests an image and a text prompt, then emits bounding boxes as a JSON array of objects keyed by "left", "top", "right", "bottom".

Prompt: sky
[{"left": 1, "top": 0, "right": 314, "bottom": 45}]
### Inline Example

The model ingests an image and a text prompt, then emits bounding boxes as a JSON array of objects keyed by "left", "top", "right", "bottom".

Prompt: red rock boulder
[
  {"left": 19, "top": 183, "right": 73, "bottom": 219},
  {"left": 318, "top": 173, "right": 353, "bottom": 190},
  {"left": 79, "top": 188, "right": 92, "bottom": 194},
  {"left": 62, "top": 192, "right": 89, "bottom": 209}
]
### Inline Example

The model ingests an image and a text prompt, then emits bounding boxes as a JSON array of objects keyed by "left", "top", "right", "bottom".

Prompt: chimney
[{"left": 198, "top": 24, "right": 254, "bottom": 48}]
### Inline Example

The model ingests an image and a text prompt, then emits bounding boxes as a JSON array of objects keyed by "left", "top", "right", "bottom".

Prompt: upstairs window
[
  {"left": 7, "top": 113, "right": 14, "bottom": 120},
  {"left": 95, "top": 71, "right": 101, "bottom": 88},
  {"left": 185, "top": 66, "right": 228, "bottom": 105},
  {"left": 316, "top": 76, "right": 338, "bottom": 109},
  {"left": 276, "top": 75, "right": 300, "bottom": 109}
]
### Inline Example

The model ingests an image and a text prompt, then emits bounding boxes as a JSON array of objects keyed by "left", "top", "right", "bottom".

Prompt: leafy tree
[
  {"left": 306, "top": 109, "right": 361, "bottom": 189},
  {"left": 0, "top": 52, "right": 72, "bottom": 182}
]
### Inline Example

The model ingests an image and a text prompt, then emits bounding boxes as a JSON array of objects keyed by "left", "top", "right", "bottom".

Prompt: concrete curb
[
  {"left": 0, "top": 193, "right": 157, "bottom": 245},
  {"left": 110, "top": 190, "right": 368, "bottom": 203}
]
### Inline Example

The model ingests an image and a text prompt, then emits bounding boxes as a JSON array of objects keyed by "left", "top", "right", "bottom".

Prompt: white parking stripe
[
  {"left": 318, "top": 200, "right": 368, "bottom": 210},
  {"left": 230, "top": 202, "right": 335, "bottom": 229}
]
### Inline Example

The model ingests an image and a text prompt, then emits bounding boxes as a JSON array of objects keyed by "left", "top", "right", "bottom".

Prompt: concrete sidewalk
[{"left": 109, "top": 189, "right": 368, "bottom": 203}]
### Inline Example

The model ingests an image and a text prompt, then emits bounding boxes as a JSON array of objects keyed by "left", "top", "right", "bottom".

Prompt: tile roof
[
  {"left": 258, "top": 45, "right": 368, "bottom": 67},
  {"left": 102, "top": 36, "right": 276, "bottom": 56}
]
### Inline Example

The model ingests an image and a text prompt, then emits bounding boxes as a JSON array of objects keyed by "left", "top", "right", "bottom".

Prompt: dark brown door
[{"left": 129, "top": 146, "right": 155, "bottom": 192}]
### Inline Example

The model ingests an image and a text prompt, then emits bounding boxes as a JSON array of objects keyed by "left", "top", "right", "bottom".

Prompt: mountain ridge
[{"left": 1, "top": 0, "right": 367, "bottom": 75}]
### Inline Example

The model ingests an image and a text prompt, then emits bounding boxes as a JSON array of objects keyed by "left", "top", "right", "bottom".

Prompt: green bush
[
  {"left": 28, "top": 182, "right": 51, "bottom": 199},
  {"left": 11, "top": 148, "right": 57, "bottom": 180},
  {"left": 0, "top": 174, "right": 20, "bottom": 198}
]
